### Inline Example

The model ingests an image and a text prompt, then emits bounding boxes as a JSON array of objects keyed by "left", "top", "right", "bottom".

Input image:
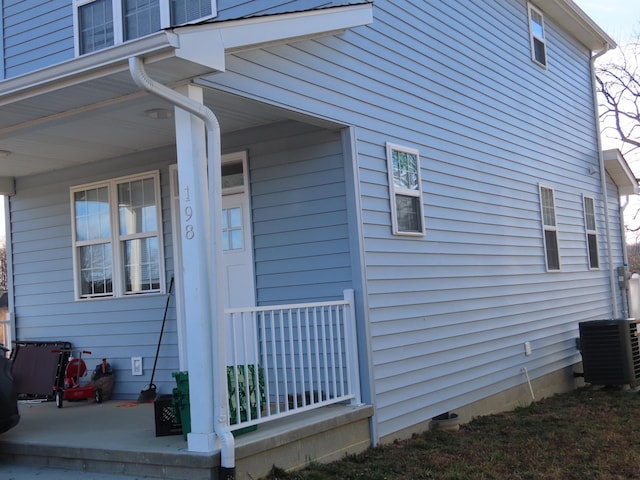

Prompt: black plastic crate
[{"left": 154, "top": 394, "right": 182, "bottom": 437}]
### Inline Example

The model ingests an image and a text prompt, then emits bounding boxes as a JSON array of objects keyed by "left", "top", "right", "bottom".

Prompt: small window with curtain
[
  {"left": 171, "top": 0, "right": 213, "bottom": 25},
  {"left": 528, "top": 3, "right": 547, "bottom": 67},
  {"left": 583, "top": 195, "right": 599, "bottom": 269},
  {"left": 386, "top": 143, "right": 425, "bottom": 236},
  {"left": 539, "top": 185, "right": 560, "bottom": 271}
]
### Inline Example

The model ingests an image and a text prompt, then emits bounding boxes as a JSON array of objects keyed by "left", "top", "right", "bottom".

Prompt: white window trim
[
  {"left": 583, "top": 194, "right": 600, "bottom": 269},
  {"left": 73, "top": 0, "right": 217, "bottom": 56},
  {"left": 70, "top": 170, "right": 165, "bottom": 300},
  {"left": 539, "top": 184, "right": 560, "bottom": 271},
  {"left": 386, "top": 142, "right": 425, "bottom": 237},
  {"left": 527, "top": 3, "right": 547, "bottom": 68}
]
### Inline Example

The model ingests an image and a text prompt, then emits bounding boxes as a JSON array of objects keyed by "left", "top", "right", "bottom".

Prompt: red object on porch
[{"left": 53, "top": 350, "right": 102, "bottom": 407}]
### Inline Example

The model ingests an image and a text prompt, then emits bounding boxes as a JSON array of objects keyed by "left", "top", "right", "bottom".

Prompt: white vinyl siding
[
  {"left": 73, "top": 0, "right": 216, "bottom": 54},
  {"left": 528, "top": 3, "right": 547, "bottom": 67},
  {"left": 386, "top": 143, "right": 424, "bottom": 236},
  {"left": 71, "top": 171, "right": 164, "bottom": 299},
  {"left": 583, "top": 195, "right": 599, "bottom": 269},
  {"left": 539, "top": 185, "right": 560, "bottom": 271}
]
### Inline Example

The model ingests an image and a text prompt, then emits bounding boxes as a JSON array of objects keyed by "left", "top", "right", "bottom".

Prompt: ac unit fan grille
[{"left": 579, "top": 320, "right": 640, "bottom": 385}]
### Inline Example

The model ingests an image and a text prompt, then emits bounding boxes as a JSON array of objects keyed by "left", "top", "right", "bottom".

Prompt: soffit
[{"left": 535, "top": 0, "right": 617, "bottom": 50}]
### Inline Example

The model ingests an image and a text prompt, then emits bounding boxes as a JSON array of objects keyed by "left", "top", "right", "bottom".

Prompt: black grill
[{"left": 579, "top": 319, "right": 640, "bottom": 386}]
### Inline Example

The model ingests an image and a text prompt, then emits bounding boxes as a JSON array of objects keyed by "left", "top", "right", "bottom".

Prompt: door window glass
[{"left": 222, "top": 207, "right": 243, "bottom": 251}]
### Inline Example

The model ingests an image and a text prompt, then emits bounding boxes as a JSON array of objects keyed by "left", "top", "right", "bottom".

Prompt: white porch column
[{"left": 173, "top": 84, "right": 217, "bottom": 452}]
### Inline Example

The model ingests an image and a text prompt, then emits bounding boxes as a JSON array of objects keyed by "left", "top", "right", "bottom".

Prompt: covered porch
[
  {"left": 0, "top": 5, "right": 374, "bottom": 477},
  {"left": 2, "top": 293, "right": 371, "bottom": 479}
]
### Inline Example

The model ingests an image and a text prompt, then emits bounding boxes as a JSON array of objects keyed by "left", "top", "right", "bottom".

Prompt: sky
[
  {"left": 0, "top": 2, "right": 637, "bottom": 242},
  {"left": 574, "top": 0, "right": 640, "bottom": 45}
]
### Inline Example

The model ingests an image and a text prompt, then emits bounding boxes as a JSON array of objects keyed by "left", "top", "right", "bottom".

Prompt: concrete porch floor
[{"left": 0, "top": 398, "right": 374, "bottom": 480}]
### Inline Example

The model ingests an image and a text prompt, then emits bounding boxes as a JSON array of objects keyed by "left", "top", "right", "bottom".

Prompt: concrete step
[
  {"left": 0, "top": 439, "right": 218, "bottom": 480},
  {"left": 0, "top": 399, "right": 373, "bottom": 480}
]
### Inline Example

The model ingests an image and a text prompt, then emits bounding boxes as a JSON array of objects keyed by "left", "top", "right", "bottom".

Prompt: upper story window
[
  {"left": 123, "top": 0, "right": 161, "bottom": 41},
  {"left": 386, "top": 143, "right": 425, "bottom": 236},
  {"left": 71, "top": 171, "right": 164, "bottom": 299},
  {"left": 539, "top": 185, "right": 560, "bottom": 271},
  {"left": 528, "top": 3, "right": 547, "bottom": 67},
  {"left": 583, "top": 195, "right": 599, "bottom": 269},
  {"left": 74, "top": 0, "right": 216, "bottom": 55}
]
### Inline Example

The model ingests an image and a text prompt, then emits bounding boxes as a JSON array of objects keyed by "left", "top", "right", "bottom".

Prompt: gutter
[
  {"left": 128, "top": 57, "right": 235, "bottom": 479},
  {"left": 589, "top": 43, "right": 618, "bottom": 318}
]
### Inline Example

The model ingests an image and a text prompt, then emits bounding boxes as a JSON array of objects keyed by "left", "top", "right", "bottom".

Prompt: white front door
[
  {"left": 221, "top": 193, "right": 256, "bottom": 308},
  {"left": 171, "top": 151, "right": 255, "bottom": 368}
]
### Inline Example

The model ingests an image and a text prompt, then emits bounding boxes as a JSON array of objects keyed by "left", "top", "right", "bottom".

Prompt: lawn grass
[{"left": 262, "top": 387, "right": 640, "bottom": 479}]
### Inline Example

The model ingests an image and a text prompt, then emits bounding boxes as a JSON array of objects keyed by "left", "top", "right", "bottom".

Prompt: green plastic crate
[
  {"left": 171, "top": 371, "right": 191, "bottom": 440},
  {"left": 170, "top": 367, "right": 265, "bottom": 439}
]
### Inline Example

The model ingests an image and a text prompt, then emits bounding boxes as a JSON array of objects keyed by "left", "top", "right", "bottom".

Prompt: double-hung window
[
  {"left": 528, "top": 3, "right": 547, "bottom": 67},
  {"left": 71, "top": 171, "right": 164, "bottom": 299},
  {"left": 386, "top": 143, "right": 425, "bottom": 236},
  {"left": 583, "top": 195, "right": 599, "bottom": 269},
  {"left": 74, "top": 0, "right": 216, "bottom": 55},
  {"left": 539, "top": 185, "right": 560, "bottom": 271}
]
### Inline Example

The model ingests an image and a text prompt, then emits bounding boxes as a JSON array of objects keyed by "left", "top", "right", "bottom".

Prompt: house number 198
[{"left": 184, "top": 186, "right": 195, "bottom": 240}]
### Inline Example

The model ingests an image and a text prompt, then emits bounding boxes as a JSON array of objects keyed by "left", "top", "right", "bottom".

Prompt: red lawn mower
[{"left": 53, "top": 349, "right": 102, "bottom": 407}]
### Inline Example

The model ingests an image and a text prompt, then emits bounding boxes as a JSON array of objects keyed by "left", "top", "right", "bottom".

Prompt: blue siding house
[{"left": 0, "top": 0, "right": 636, "bottom": 477}]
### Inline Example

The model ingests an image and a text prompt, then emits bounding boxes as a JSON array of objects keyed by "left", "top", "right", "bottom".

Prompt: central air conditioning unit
[{"left": 578, "top": 319, "right": 640, "bottom": 386}]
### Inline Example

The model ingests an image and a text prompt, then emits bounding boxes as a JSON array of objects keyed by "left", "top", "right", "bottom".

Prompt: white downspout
[
  {"left": 128, "top": 57, "right": 235, "bottom": 479},
  {"left": 620, "top": 196, "right": 631, "bottom": 318},
  {"left": 590, "top": 44, "right": 618, "bottom": 318}
]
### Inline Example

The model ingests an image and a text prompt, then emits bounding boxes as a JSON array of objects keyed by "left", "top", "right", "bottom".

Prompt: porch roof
[
  {"left": 0, "top": 4, "right": 373, "bottom": 189},
  {"left": 603, "top": 149, "right": 639, "bottom": 196}
]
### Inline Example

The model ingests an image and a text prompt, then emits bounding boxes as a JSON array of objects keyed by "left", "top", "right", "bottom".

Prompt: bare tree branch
[{"left": 596, "top": 41, "right": 640, "bottom": 151}]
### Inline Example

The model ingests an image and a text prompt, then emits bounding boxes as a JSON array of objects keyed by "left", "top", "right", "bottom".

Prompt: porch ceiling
[
  {"left": 0, "top": 3, "right": 373, "bottom": 182},
  {"left": 0, "top": 79, "right": 294, "bottom": 179}
]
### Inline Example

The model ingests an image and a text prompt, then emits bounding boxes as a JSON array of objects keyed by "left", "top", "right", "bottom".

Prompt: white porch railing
[{"left": 224, "top": 289, "right": 361, "bottom": 431}]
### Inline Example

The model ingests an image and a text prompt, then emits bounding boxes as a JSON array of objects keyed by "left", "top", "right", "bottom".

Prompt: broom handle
[{"left": 149, "top": 276, "right": 174, "bottom": 386}]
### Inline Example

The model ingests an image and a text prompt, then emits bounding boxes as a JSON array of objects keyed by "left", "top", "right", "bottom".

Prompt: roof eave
[
  {"left": 0, "top": 3, "right": 374, "bottom": 107},
  {"left": 603, "top": 149, "right": 639, "bottom": 196},
  {"left": 0, "top": 31, "right": 197, "bottom": 106},
  {"left": 534, "top": 0, "right": 617, "bottom": 51}
]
